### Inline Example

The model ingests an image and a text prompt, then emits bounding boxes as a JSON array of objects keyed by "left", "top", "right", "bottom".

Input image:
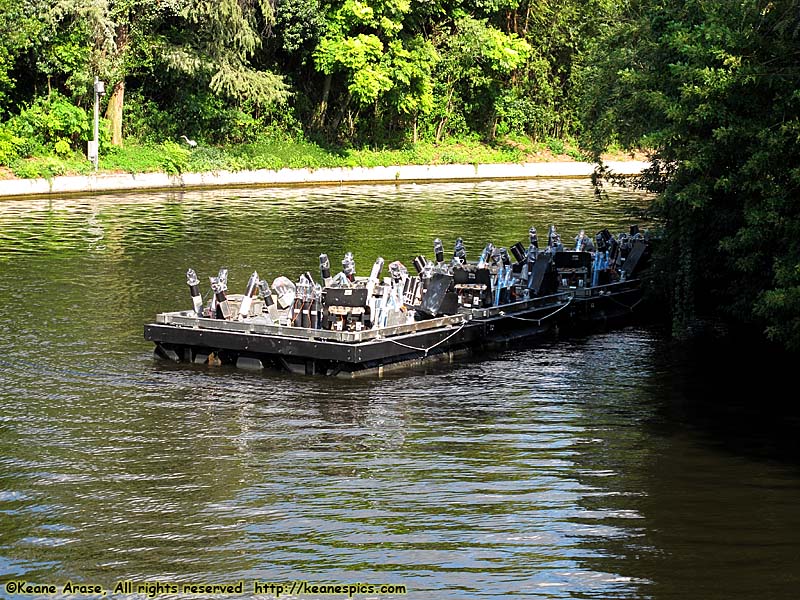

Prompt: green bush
[
  {"left": 0, "top": 124, "right": 24, "bottom": 165},
  {"left": 125, "top": 88, "right": 300, "bottom": 146},
  {"left": 123, "top": 93, "right": 174, "bottom": 142},
  {"left": 99, "top": 143, "right": 164, "bottom": 174},
  {"left": 9, "top": 152, "right": 92, "bottom": 179},
  {"left": 159, "top": 140, "right": 190, "bottom": 175},
  {"left": 547, "top": 137, "right": 567, "bottom": 155},
  {"left": 11, "top": 157, "right": 66, "bottom": 179},
  {"left": 54, "top": 139, "right": 71, "bottom": 156},
  {"left": 494, "top": 90, "right": 540, "bottom": 137},
  {"left": 14, "top": 94, "right": 89, "bottom": 150}
]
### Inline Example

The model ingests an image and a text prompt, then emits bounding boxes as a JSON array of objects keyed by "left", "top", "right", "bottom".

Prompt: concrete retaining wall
[{"left": 0, "top": 160, "right": 648, "bottom": 199}]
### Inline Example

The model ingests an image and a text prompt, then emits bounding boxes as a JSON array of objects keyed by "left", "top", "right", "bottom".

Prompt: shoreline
[{"left": 0, "top": 160, "right": 648, "bottom": 200}]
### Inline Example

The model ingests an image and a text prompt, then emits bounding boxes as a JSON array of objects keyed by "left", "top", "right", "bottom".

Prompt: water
[{"left": 1, "top": 180, "right": 798, "bottom": 599}]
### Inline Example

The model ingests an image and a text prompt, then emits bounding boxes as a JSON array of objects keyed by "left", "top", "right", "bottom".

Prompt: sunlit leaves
[
  {"left": 313, "top": 0, "right": 434, "bottom": 119},
  {"left": 167, "top": 0, "right": 290, "bottom": 105},
  {"left": 0, "top": 1, "right": 42, "bottom": 110},
  {"left": 315, "top": 33, "right": 385, "bottom": 74}
]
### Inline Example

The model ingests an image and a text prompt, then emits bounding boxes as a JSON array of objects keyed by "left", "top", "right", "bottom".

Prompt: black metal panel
[
  {"left": 510, "top": 242, "right": 526, "bottom": 264},
  {"left": 554, "top": 251, "right": 592, "bottom": 270},
  {"left": 452, "top": 267, "right": 493, "bottom": 307},
  {"left": 145, "top": 324, "right": 359, "bottom": 362},
  {"left": 353, "top": 325, "right": 475, "bottom": 362},
  {"left": 528, "top": 253, "right": 553, "bottom": 295},
  {"left": 418, "top": 273, "right": 458, "bottom": 317},
  {"left": 452, "top": 265, "right": 491, "bottom": 286},
  {"left": 620, "top": 239, "right": 647, "bottom": 277},
  {"left": 324, "top": 287, "right": 368, "bottom": 307},
  {"left": 354, "top": 299, "right": 570, "bottom": 363},
  {"left": 566, "top": 283, "right": 643, "bottom": 324}
]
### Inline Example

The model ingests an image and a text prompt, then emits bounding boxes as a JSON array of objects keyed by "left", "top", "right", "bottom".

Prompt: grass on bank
[{"left": 0, "top": 133, "right": 600, "bottom": 180}]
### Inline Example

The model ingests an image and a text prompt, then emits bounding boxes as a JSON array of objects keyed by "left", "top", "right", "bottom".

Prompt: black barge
[{"left": 144, "top": 225, "right": 649, "bottom": 377}]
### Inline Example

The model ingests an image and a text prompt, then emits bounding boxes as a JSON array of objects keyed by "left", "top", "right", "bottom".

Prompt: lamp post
[{"left": 88, "top": 77, "right": 105, "bottom": 171}]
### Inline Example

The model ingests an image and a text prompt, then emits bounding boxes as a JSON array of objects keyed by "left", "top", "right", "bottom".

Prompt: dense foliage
[
  {"left": 582, "top": 0, "right": 800, "bottom": 350},
  {"left": 0, "top": 0, "right": 610, "bottom": 155}
]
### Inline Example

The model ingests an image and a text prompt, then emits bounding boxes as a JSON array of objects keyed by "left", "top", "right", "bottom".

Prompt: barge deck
[{"left": 144, "top": 225, "right": 649, "bottom": 377}]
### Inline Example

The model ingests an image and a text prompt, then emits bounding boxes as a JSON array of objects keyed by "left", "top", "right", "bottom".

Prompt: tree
[
  {"left": 22, "top": 0, "right": 291, "bottom": 146},
  {"left": 23, "top": 1, "right": 181, "bottom": 146},
  {"left": 100, "top": 1, "right": 171, "bottom": 146},
  {"left": 508, "top": 0, "right": 616, "bottom": 139},
  {"left": 0, "top": 0, "right": 44, "bottom": 115},
  {"left": 168, "top": 0, "right": 289, "bottom": 107},
  {"left": 118, "top": 0, "right": 289, "bottom": 145},
  {"left": 429, "top": 13, "right": 530, "bottom": 141},
  {"left": 312, "top": 0, "right": 437, "bottom": 139},
  {"left": 580, "top": 0, "right": 800, "bottom": 349}
]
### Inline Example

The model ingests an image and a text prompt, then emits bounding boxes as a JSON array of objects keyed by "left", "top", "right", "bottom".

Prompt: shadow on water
[
  {"left": 568, "top": 327, "right": 800, "bottom": 600},
  {"left": 648, "top": 331, "right": 800, "bottom": 465}
]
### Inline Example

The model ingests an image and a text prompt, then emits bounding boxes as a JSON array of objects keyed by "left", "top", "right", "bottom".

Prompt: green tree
[
  {"left": 19, "top": 1, "right": 179, "bottom": 145},
  {"left": 312, "top": 0, "right": 437, "bottom": 140},
  {"left": 0, "top": 0, "right": 43, "bottom": 115},
  {"left": 429, "top": 13, "right": 530, "bottom": 141},
  {"left": 21, "top": 0, "right": 290, "bottom": 146},
  {"left": 581, "top": 0, "right": 800, "bottom": 349},
  {"left": 168, "top": 0, "right": 289, "bottom": 106},
  {"left": 111, "top": 0, "right": 289, "bottom": 145},
  {"left": 510, "top": 0, "right": 615, "bottom": 139}
]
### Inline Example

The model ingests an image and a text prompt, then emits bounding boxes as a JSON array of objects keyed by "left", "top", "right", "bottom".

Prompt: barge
[{"left": 144, "top": 225, "right": 649, "bottom": 377}]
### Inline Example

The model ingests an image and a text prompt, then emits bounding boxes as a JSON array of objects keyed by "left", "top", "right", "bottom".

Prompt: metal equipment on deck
[{"left": 145, "top": 224, "right": 650, "bottom": 377}]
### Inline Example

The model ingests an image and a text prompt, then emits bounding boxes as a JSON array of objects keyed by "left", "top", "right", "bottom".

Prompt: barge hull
[
  {"left": 145, "top": 282, "right": 646, "bottom": 377},
  {"left": 144, "top": 291, "right": 588, "bottom": 376}
]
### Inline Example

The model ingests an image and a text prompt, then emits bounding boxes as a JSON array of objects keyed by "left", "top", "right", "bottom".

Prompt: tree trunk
[
  {"left": 435, "top": 83, "right": 455, "bottom": 143},
  {"left": 104, "top": 21, "right": 129, "bottom": 147},
  {"left": 435, "top": 116, "right": 447, "bottom": 143},
  {"left": 523, "top": 3, "right": 531, "bottom": 36},
  {"left": 105, "top": 80, "right": 125, "bottom": 147},
  {"left": 328, "top": 91, "right": 351, "bottom": 137},
  {"left": 313, "top": 73, "right": 332, "bottom": 129}
]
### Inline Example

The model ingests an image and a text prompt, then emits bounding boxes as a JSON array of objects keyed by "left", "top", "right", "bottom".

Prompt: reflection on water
[{"left": 1, "top": 180, "right": 798, "bottom": 599}]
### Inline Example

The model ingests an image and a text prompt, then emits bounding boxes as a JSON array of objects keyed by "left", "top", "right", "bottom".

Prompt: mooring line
[
  {"left": 503, "top": 296, "right": 574, "bottom": 324},
  {"left": 383, "top": 321, "right": 468, "bottom": 357}
]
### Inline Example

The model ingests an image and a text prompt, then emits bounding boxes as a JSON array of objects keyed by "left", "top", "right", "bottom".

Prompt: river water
[{"left": 1, "top": 180, "right": 798, "bottom": 599}]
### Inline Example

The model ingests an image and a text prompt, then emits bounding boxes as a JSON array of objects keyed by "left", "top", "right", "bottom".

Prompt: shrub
[
  {"left": 11, "top": 157, "right": 67, "bottom": 179},
  {"left": 0, "top": 124, "right": 24, "bottom": 165},
  {"left": 547, "top": 137, "right": 566, "bottom": 155},
  {"left": 54, "top": 139, "right": 71, "bottom": 156},
  {"left": 15, "top": 93, "right": 89, "bottom": 150},
  {"left": 159, "top": 140, "right": 190, "bottom": 175}
]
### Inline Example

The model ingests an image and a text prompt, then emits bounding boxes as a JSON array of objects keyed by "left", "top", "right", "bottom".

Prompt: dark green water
[{"left": 1, "top": 180, "right": 798, "bottom": 599}]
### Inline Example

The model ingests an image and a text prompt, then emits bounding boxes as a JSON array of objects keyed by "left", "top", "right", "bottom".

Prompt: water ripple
[{"left": 2, "top": 181, "right": 799, "bottom": 599}]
